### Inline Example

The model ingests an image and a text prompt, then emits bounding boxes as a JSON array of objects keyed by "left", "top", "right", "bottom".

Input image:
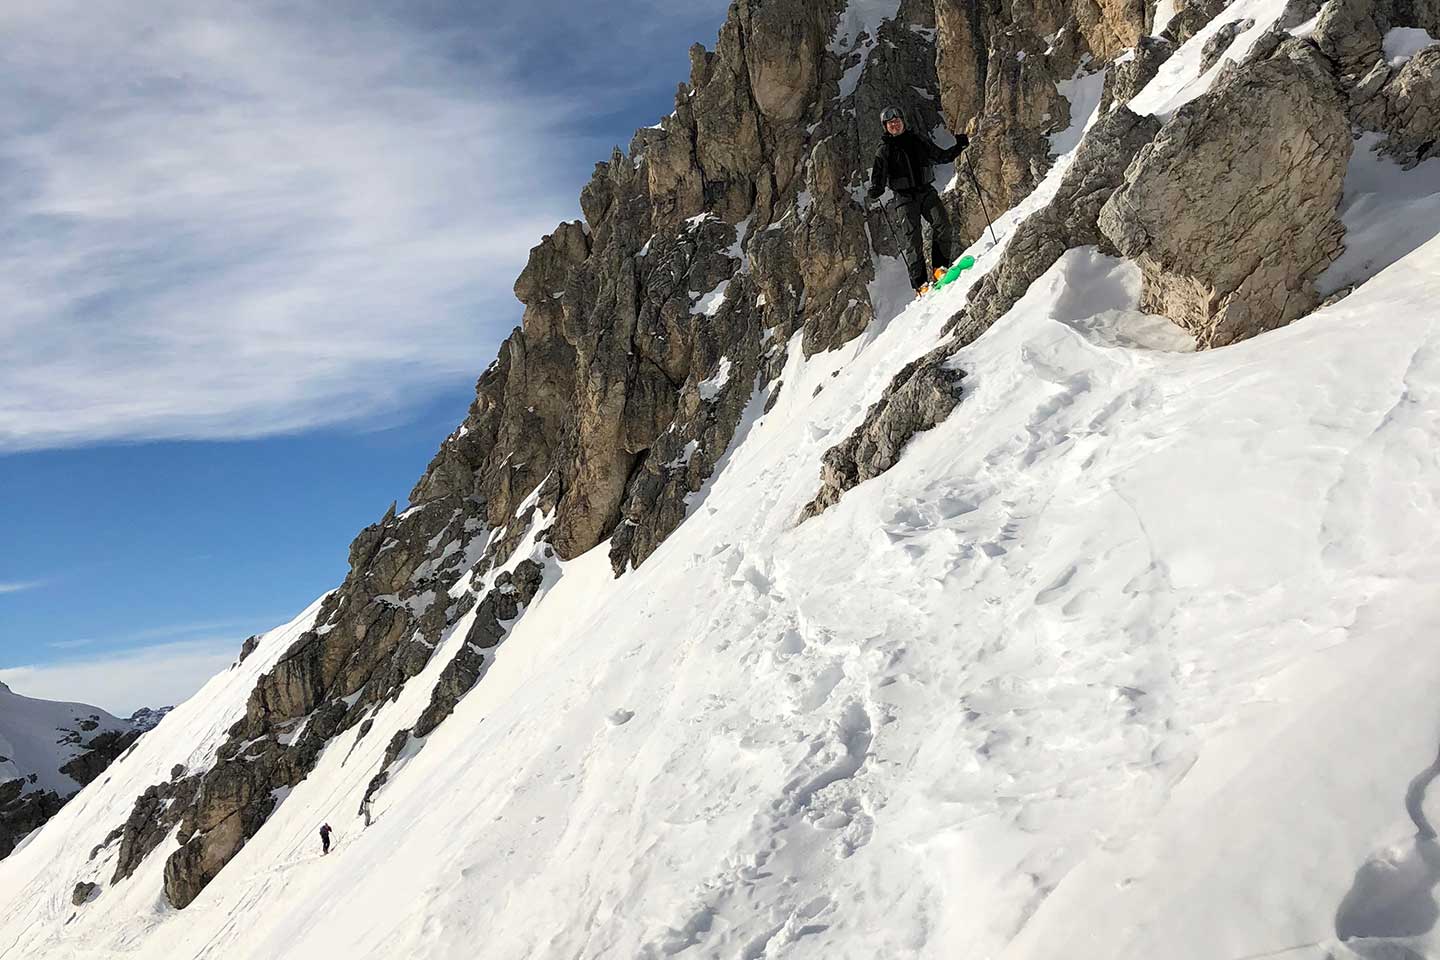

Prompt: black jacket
[{"left": 868, "top": 130, "right": 967, "bottom": 198}]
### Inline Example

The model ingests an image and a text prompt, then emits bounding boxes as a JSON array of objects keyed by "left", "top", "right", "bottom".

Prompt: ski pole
[
  {"left": 872, "top": 195, "right": 915, "bottom": 279},
  {"left": 963, "top": 149, "right": 999, "bottom": 247}
]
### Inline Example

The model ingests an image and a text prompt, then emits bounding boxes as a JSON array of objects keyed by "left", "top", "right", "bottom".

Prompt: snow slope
[
  {"left": 6, "top": 229, "right": 1440, "bottom": 960},
  {"left": 4, "top": 8, "right": 1440, "bottom": 959},
  {"left": 0, "top": 682, "right": 133, "bottom": 796}
]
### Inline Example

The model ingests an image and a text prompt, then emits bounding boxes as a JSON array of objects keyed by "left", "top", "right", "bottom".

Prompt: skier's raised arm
[{"left": 927, "top": 129, "right": 970, "bottom": 164}]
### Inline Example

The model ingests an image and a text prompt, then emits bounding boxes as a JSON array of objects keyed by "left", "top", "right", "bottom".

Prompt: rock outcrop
[
  {"left": 1098, "top": 39, "right": 1352, "bottom": 348},
  {"left": 57, "top": 729, "right": 141, "bottom": 788},
  {"left": 1199, "top": 19, "right": 1257, "bottom": 74},
  {"left": 112, "top": 773, "right": 200, "bottom": 883},
  {"left": 0, "top": 779, "right": 65, "bottom": 861},
  {"left": 1352, "top": 48, "right": 1440, "bottom": 166},
  {"left": 800, "top": 346, "right": 967, "bottom": 520},
  {"left": 1159, "top": 0, "right": 1232, "bottom": 46},
  {"left": 1101, "top": 36, "right": 1174, "bottom": 111}
]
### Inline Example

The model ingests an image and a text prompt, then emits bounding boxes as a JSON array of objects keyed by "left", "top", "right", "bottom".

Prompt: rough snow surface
[{"left": 7, "top": 211, "right": 1440, "bottom": 960}]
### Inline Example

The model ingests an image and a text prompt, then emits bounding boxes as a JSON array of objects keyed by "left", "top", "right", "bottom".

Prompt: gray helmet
[{"left": 880, "top": 107, "right": 903, "bottom": 124}]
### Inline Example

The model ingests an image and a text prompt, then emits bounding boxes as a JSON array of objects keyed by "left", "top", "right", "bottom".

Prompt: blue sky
[{"left": 0, "top": 0, "right": 730, "bottom": 714}]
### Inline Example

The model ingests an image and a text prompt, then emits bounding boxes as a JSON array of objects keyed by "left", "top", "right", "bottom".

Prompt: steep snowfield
[
  {"left": 4, "top": 8, "right": 1440, "bottom": 958},
  {"left": 0, "top": 683, "right": 133, "bottom": 796},
  {"left": 5, "top": 233, "right": 1439, "bottom": 960}
]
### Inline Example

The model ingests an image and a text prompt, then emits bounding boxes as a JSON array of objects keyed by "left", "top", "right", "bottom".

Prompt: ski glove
[{"left": 939, "top": 133, "right": 970, "bottom": 163}]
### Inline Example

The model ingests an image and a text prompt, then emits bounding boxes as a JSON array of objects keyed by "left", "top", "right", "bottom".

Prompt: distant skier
[
  {"left": 319, "top": 822, "right": 333, "bottom": 856},
  {"left": 867, "top": 106, "right": 968, "bottom": 294}
]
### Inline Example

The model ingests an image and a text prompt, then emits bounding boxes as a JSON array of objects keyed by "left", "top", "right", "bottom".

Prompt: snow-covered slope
[
  {"left": 3, "top": 2, "right": 1440, "bottom": 957},
  {"left": 7, "top": 212, "right": 1440, "bottom": 960},
  {"left": 0, "top": 683, "right": 134, "bottom": 797}
]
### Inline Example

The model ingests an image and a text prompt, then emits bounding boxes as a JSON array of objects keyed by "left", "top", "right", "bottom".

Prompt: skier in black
[
  {"left": 319, "top": 822, "right": 333, "bottom": 855},
  {"left": 867, "top": 106, "right": 968, "bottom": 294}
]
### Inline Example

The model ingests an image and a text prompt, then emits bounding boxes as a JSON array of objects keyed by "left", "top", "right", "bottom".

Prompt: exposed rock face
[
  {"left": 1200, "top": 19, "right": 1257, "bottom": 74},
  {"left": 415, "top": 559, "right": 547, "bottom": 739},
  {"left": 1160, "top": 0, "right": 1232, "bottom": 46},
  {"left": 1352, "top": 48, "right": 1440, "bottom": 166},
  {"left": 237, "top": 634, "right": 261, "bottom": 663},
  {"left": 110, "top": 774, "right": 200, "bottom": 882},
  {"left": 934, "top": 0, "right": 991, "bottom": 127},
  {"left": 1098, "top": 40, "right": 1352, "bottom": 348},
  {"left": 128, "top": 706, "right": 173, "bottom": 732},
  {"left": 58, "top": 729, "right": 141, "bottom": 788},
  {"left": 351, "top": 558, "right": 550, "bottom": 823},
  {"left": 1076, "top": 0, "right": 1148, "bottom": 59},
  {"left": 164, "top": 759, "right": 280, "bottom": 909},
  {"left": 1101, "top": 36, "right": 1174, "bottom": 111},
  {"left": 1312, "top": 0, "right": 1392, "bottom": 77},
  {"left": 71, "top": 881, "right": 98, "bottom": 906},
  {"left": 800, "top": 346, "right": 967, "bottom": 520},
  {"left": 1421, "top": 0, "right": 1440, "bottom": 33},
  {"left": 954, "top": 27, "right": 1079, "bottom": 246},
  {"left": 0, "top": 779, "right": 64, "bottom": 861}
]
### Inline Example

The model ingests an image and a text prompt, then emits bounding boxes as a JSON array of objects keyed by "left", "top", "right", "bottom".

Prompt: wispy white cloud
[
  {"left": 0, "top": 580, "right": 46, "bottom": 595},
  {"left": 0, "top": 0, "right": 591, "bottom": 451},
  {"left": 0, "top": 638, "right": 243, "bottom": 716},
  {"left": 46, "top": 617, "right": 276, "bottom": 650}
]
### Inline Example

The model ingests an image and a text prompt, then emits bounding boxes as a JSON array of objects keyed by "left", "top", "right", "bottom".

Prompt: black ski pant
[{"left": 893, "top": 187, "right": 953, "bottom": 290}]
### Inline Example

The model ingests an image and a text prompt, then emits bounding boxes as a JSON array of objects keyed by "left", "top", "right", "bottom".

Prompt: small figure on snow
[
  {"left": 867, "top": 107, "right": 968, "bottom": 294},
  {"left": 319, "top": 822, "right": 333, "bottom": 855}
]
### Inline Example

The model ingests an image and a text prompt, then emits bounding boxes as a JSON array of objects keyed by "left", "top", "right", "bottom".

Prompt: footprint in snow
[{"left": 607, "top": 709, "right": 635, "bottom": 726}]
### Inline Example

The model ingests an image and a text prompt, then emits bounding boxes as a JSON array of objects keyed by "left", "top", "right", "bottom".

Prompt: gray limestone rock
[
  {"left": 1160, "top": 0, "right": 1233, "bottom": 47},
  {"left": 1352, "top": 48, "right": 1440, "bottom": 166},
  {"left": 1099, "top": 39, "right": 1352, "bottom": 348},
  {"left": 1200, "top": 19, "right": 1257, "bottom": 74},
  {"left": 1312, "top": 0, "right": 1392, "bottom": 77},
  {"left": 799, "top": 346, "right": 967, "bottom": 520},
  {"left": 238, "top": 634, "right": 261, "bottom": 663},
  {"left": 1101, "top": 37, "right": 1175, "bottom": 112}
]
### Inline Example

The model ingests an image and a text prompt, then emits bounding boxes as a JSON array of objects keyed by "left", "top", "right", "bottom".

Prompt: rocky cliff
[{"left": 67, "top": 0, "right": 1439, "bottom": 912}]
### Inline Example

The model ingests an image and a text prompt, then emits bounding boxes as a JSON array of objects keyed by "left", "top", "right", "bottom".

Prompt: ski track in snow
[{"left": 4, "top": 7, "right": 1440, "bottom": 958}]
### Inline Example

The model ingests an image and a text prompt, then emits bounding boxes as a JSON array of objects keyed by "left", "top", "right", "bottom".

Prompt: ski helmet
[{"left": 880, "top": 107, "right": 903, "bottom": 124}]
